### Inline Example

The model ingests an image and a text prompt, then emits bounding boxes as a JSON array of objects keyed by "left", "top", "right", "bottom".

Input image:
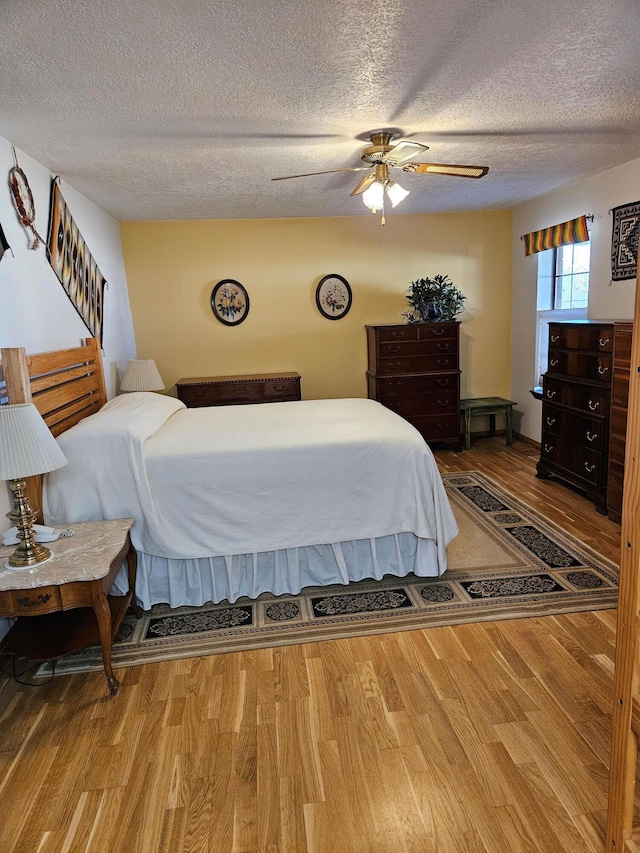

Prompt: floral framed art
[
  {"left": 315, "top": 273, "right": 352, "bottom": 320},
  {"left": 211, "top": 279, "right": 250, "bottom": 326}
]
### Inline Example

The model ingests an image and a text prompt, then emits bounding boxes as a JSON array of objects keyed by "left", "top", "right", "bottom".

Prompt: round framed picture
[
  {"left": 211, "top": 279, "right": 250, "bottom": 326},
  {"left": 315, "top": 274, "right": 352, "bottom": 320}
]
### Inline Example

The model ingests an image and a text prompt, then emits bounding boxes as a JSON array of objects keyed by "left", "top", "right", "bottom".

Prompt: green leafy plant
[{"left": 402, "top": 274, "right": 466, "bottom": 323}]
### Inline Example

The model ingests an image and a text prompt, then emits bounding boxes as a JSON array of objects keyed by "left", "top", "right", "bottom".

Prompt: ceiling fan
[{"left": 272, "top": 131, "right": 489, "bottom": 222}]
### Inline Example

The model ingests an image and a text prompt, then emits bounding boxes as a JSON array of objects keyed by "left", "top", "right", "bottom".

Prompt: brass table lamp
[{"left": 0, "top": 403, "right": 68, "bottom": 569}]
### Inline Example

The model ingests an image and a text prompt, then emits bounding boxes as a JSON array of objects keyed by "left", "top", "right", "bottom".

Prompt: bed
[{"left": 2, "top": 339, "right": 459, "bottom": 610}]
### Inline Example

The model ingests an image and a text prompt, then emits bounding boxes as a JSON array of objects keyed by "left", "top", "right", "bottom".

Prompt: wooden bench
[{"left": 460, "top": 397, "right": 517, "bottom": 451}]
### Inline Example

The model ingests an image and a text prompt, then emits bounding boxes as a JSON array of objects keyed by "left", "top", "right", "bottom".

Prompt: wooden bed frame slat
[
  {"left": 47, "top": 401, "right": 103, "bottom": 437},
  {"left": 34, "top": 374, "right": 105, "bottom": 420}
]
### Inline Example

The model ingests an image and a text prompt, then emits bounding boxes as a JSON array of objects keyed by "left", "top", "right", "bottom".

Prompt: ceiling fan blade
[
  {"left": 402, "top": 162, "right": 489, "bottom": 178},
  {"left": 382, "top": 140, "right": 429, "bottom": 165},
  {"left": 272, "top": 166, "right": 372, "bottom": 181},
  {"left": 350, "top": 173, "right": 376, "bottom": 196}
]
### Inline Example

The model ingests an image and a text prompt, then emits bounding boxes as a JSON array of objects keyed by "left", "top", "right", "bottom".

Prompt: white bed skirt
[{"left": 111, "top": 532, "right": 442, "bottom": 610}]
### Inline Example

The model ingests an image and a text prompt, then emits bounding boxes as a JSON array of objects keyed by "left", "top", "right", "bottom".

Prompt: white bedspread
[{"left": 44, "top": 393, "right": 458, "bottom": 571}]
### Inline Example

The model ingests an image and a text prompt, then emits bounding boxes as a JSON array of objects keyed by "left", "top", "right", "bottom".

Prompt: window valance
[{"left": 522, "top": 215, "right": 590, "bottom": 256}]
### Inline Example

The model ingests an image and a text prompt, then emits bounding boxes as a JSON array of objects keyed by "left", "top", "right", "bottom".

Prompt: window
[
  {"left": 553, "top": 242, "right": 590, "bottom": 309},
  {"left": 535, "top": 238, "right": 591, "bottom": 384}
]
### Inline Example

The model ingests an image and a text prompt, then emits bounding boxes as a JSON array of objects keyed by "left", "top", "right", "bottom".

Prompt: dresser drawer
[
  {"left": 548, "top": 323, "right": 613, "bottom": 353},
  {"left": 177, "top": 383, "right": 261, "bottom": 406},
  {"left": 382, "top": 392, "right": 458, "bottom": 417},
  {"left": 377, "top": 338, "right": 457, "bottom": 359},
  {"left": 376, "top": 353, "right": 458, "bottom": 375},
  {"left": 406, "top": 414, "right": 461, "bottom": 442},
  {"left": 540, "top": 433, "right": 604, "bottom": 486},
  {"left": 611, "top": 371, "right": 630, "bottom": 408},
  {"left": 609, "top": 435, "right": 627, "bottom": 471},
  {"left": 542, "top": 404, "right": 606, "bottom": 452},
  {"left": 371, "top": 373, "right": 458, "bottom": 397},
  {"left": 547, "top": 351, "right": 611, "bottom": 382},
  {"left": 542, "top": 376, "right": 608, "bottom": 414},
  {"left": 372, "top": 323, "right": 457, "bottom": 344},
  {"left": 263, "top": 378, "right": 300, "bottom": 399}
]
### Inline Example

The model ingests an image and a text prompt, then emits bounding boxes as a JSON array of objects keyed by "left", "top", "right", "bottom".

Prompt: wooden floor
[{"left": 0, "top": 437, "right": 624, "bottom": 852}]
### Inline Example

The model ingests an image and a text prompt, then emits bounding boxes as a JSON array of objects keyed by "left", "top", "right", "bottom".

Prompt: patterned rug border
[{"left": 34, "top": 470, "right": 619, "bottom": 677}]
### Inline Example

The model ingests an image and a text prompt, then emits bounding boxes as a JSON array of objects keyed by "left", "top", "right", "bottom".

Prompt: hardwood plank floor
[{"left": 0, "top": 437, "right": 624, "bottom": 852}]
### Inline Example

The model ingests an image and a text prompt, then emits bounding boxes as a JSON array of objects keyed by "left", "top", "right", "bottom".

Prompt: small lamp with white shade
[
  {"left": 120, "top": 359, "right": 165, "bottom": 393},
  {"left": 0, "top": 403, "right": 68, "bottom": 569}
]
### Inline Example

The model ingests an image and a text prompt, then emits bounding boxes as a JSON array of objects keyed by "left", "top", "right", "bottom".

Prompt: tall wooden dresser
[
  {"left": 607, "top": 322, "right": 633, "bottom": 523},
  {"left": 366, "top": 321, "right": 461, "bottom": 448},
  {"left": 536, "top": 321, "right": 613, "bottom": 513}
]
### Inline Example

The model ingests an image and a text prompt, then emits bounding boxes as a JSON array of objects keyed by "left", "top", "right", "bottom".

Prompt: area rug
[{"left": 39, "top": 471, "right": 619, "bottom": 677}]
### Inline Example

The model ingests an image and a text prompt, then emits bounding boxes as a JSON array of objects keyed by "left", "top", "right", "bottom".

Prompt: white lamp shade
[
  {"left": 362, "top": 180, "right": 385, "bottom": 211},
  {"left": 0, "top": 403, "right": 68, "bottom": 480},
  {"left": 386, "top": 181, "right": 410, "bottom": 207},
  {"left": 120, "top": 359, "right": 165, "bottom": 392}
]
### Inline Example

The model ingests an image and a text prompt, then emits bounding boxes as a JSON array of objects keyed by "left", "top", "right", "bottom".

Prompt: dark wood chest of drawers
[
  {"left": 536, "top": 321, "right": 613, "bottom": 513},
  {"left": 607, "top": 322, "right": 633, "bottom": 523},
  {"left": 176, "top": 372, "right": 301, "bottom": 407},
  {"left": 366, "top": 322, "right": 461, "bottom": 448}
]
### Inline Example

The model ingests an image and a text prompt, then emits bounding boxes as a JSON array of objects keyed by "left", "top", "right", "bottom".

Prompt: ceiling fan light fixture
[
  {"left": 362, "top": 180, "right": 385, "bottom": 211},
  {"left": 385, "top": 181, "right": 410, "bottom": 207}
]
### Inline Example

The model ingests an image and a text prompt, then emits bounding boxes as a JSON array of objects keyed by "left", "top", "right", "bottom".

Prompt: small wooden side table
[
  {"left": 0, "top": 519, "right": 139, "bottom": 696},
  {"left": 460, "top": 397, "right": 517, "bottom": 451}
]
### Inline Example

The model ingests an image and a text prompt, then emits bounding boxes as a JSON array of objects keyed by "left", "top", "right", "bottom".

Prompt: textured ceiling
[{"left": 2, "top": 0, "right": 640, "bottom": 221}]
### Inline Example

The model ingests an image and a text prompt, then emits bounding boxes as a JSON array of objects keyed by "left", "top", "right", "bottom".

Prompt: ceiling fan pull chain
[{"left": 381, "top": 197, "right": 386, "bottom": 226}]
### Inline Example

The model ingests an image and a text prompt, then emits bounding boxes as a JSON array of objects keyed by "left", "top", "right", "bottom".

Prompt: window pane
[{"left": 553, "top": 242, "right": 591, "bottom": 309}]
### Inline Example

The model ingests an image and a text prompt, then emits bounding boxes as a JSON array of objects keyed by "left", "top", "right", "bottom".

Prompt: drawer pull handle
[
  {"left": 437, "top": 399, "right": 450, "bottom": 407},
  {"left": 437, "top": 379, "right": 449, "bottom": 386},
  {"left": 436, "top": 342, "right": 450, "bottom": 350},
  {"left": 17, "top": 593, "right": 52, "bottom": 608},
  {"left": 550, "top": 358, "right": 559, "bottom": 368},
  {"left": 387, "top": 345, "right": 400, "bottom": 353},
  {"left": 544, "top": 443, "right": 554, "bottom": 453},
  {"left": 551, "top": 334, "right": 560, "bottom": 343},
  {"left": 598, "top": 337, "right": 610, "bottom": 348},
  {"left": 546, "top": 417, "right": 556, "bottom": 426},
  {"left": 584, "top": 462, "right": 596, "bottom": 472},
  {"left": 586, "top": 431, "right": 598, "bottom": 442},
  {"left": 432, "top": 329, "right": 445, "bottom": 336},
  {"left": 546, "top": 389, "right": 556, "bottom": 399},
  {"left": 272, "top": 384, "right": 286, "bottom": 392},
  {"left": 391, "top": 331, "right": 406, "bottom": 339},
  {"left": 588, "top": 400, "right": 599, "bottom": 410},
  {"left": 597, "top": 366, "right": 608, "bottom": 375},
  {"left": 436, "top": 358, "right": 450, "bottom": 366},
  {"left": 389, "top": 362, "right": 402, "bottom": 370}
]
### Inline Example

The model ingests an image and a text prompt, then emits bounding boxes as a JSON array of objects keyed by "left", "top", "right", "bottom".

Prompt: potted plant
[{"left": 402, "top": 274, "right": 466, "bottom": 323}]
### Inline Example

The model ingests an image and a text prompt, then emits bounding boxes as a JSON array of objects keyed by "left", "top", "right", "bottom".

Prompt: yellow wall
[{"left": 120, "top": 210, "right": 512, "bottom": 401}]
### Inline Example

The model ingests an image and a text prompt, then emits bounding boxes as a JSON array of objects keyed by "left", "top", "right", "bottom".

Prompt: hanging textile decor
[
  {"left": 523, "top": 215, "right": 590, "bottom": 256},
  {"left": 610, "top": 201, "right": 640, "bottom": 282},
  {"left": 46, "top": 178, "right": 106, "bottom": 343}
]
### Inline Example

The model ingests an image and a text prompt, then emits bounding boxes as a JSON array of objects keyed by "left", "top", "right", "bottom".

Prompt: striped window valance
[{"left": 523, "top": 215, "right": 590, "bottom": 256}]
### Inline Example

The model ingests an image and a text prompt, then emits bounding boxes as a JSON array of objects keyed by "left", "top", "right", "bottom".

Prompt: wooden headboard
[{"left": 0, "top": 337, "right": 107, "bottom": 519}]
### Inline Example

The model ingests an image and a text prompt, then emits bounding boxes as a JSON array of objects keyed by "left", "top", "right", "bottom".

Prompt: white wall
[
  {"left": 0, "top": 137, "right": 137, "bottom": 638},
  {"left": 511, "top": 156, "right": 640, "bottom": 441}
]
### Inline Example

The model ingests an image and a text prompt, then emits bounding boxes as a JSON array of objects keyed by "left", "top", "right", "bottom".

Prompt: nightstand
[
  {"left": 0, "top": 518, "right": 139, "bottom": 696},
  {"left": 176, "top": 372, "right": 301, "bottom": 407}
]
